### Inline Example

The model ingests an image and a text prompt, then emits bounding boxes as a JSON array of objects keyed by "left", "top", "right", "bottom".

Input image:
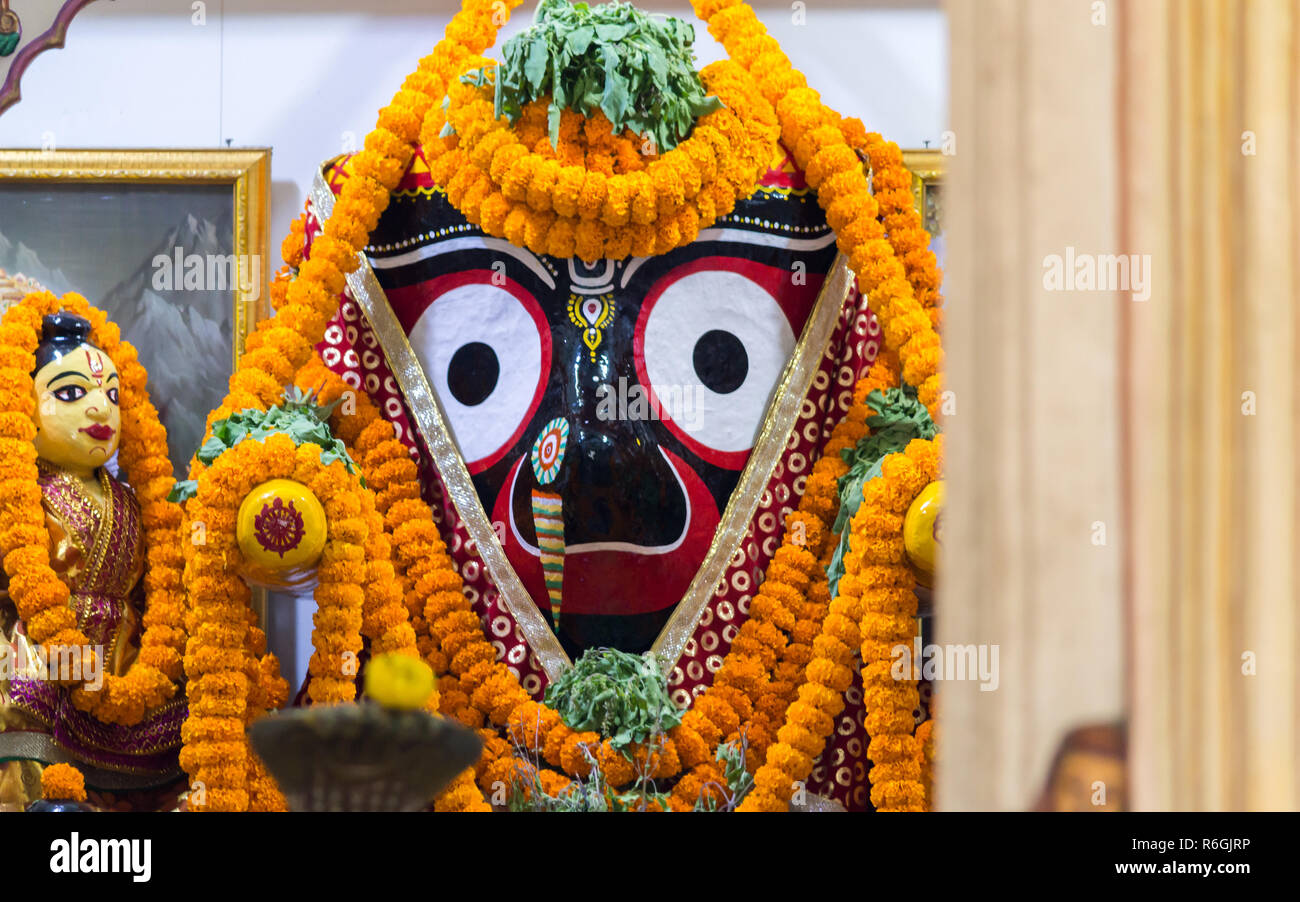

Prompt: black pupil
[
  {"left": 692, "top": 330, "right": 748, "bottom": 395},
  {"left": 447, "top": 341, "right": 500, "bottom": 407}
]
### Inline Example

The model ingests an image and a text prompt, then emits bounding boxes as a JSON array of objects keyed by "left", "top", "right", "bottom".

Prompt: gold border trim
[
  {"left": 313, "top": 163, "right": 850, "bottom": 679},
  {"left": 650, "top": 254, "right": 852, "bottom": 667},
  {"left": 0, "top": 732, "right": 180, "bottom": 789},
  {"left": 311, "top": 168, "right": 571, "bottom": 680}
]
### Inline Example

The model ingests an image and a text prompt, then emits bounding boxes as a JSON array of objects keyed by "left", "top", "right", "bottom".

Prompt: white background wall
[{"left": 0, "top": 0, "right": 946, "bottom": 689}]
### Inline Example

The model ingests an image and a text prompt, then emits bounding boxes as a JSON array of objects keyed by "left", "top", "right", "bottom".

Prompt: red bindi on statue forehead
[{"left": 84, "top": 349, "right": 104, "bottom": 385}]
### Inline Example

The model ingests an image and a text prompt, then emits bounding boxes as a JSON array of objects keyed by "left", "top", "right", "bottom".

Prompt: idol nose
[
  {"left": 84, "top": 393, "right": 112, "bottom": 421},
  {"left": 512, "top": 399, "right": 689, "bottom": 549},
  {"left": 570, "top": 419, "right": 688, "bottom": 546}
]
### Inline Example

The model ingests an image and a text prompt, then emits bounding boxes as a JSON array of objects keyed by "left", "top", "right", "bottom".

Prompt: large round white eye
[
  {"left": 409, "top": 279, "right": 551, "bottom": 472},
  {"left": 635, "top": 263, "right": 796, "bottom": 468}
]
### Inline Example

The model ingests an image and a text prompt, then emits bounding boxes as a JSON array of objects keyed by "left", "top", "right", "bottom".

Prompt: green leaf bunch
[
  {"left": 507, "top": 765, "right": 673, "bottom": 812},
  {"left": 167, "top": 386, "right": 360, "bottom": 503},
  {"left": 690, "top": 737, "right": 754, "bottom": 811},
  {"left": 485, "top": 0, "right": 723, "bottom": 152},
  {"left": 543, "top": 646, "right": 682, "bottom": 752},
  {"left": 825, "top": 384, "right": 938, "bottom": 596}
]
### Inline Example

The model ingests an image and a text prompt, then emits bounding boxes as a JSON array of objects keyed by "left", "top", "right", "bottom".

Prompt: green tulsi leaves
[
  {"left": 825, "top": 384, "right": 938, "bottom": 596},
  {"left": 544, "top": 647, "right": 682, "bottom": 752},
  {"left": 483, "top": 0, "right": 723, "bottom": 152},
  {"left": 167, "top": 386, "right": 360, "bottom": 503},
  {"left": 689, "top": 737, "right": 755, "bottom": 811}
]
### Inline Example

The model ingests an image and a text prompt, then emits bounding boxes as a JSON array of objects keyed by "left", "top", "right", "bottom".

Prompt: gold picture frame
[
  {"left": 0, "top": 148, "right": 273, "bottom": 626},
  {"left": 901, "top": 149, "right": 945, "bottom": 241},
  {"left": 0, "top": 148, "right": 271, "bottom": 363}
]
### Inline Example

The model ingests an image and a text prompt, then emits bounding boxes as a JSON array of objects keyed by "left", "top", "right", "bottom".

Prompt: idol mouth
[
  {"left": 494, "top": 446, "right": 721, "bottom": 617},
  {"left": 507, "top": 444, "right": 693, "bottom": 557},
  {"left": 80, "top": 424, "right": 115, "bottom": 441}
]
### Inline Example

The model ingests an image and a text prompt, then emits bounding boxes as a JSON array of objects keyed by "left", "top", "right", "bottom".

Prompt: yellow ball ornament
[
  {"left": 364, "top": 653, "right": 436, "bottom": 710},
  {"left": 903, "top": 480, "right": 943, "bottom": 587},
  {"left": 236, "top": 479, "right": 328, "bottom": 582}
]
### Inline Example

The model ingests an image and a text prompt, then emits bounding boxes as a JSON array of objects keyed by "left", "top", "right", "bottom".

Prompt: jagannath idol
[{"left": 3, "top": 0, "right": 945, "bottom": 813}]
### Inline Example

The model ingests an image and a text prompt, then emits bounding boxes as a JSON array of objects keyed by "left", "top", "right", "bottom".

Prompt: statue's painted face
[
  {"left": 369, "top": 173, "right": 837, "bottom": 656},
  {"left": 32, "top": 343, "right": 121, "bottom": 472}
]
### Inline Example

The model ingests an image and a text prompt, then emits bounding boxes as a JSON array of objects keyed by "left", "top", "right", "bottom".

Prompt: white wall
[{"left": 0, "top": 0, "right": 947, "bottom": 690}]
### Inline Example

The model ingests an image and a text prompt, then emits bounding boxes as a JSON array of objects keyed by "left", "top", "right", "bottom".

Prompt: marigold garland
[
  {"left": 232, "top": 0, "right": 952, "bottom": 811},
  {"left": 292, "top": 358, "right": 446, "bottom": 695},
  {"left": 292, "top": 356, "right": 486, "bottom": 808},
  {"left": 672, "top": 355, "right": 897, "bottom": 769},
  {"left": 742, "top": 431, "right": 939, "bottom": 812},
  {"left": 422, "top": 59, "right": 778, "bottom": 261},
  {"left": 838, "top": 121, "right": 943, "bottom": 319},
  {"left": 523, "top": 103, "right": 655, "bottom": 175},
  {"left": 175, "top": 347, "right": 448, "bottom": 809},
  {"left": 180, "top": 433, "right": 368, "bottom": 811},
  {"left": 40, "top": 763, "right": 87, "bottom": 802},
  {"left": 848, "top": 435, "right": 941, "bottom": 811},
  {"left": 915, "top": 716, "right": 935, "bottom": 808},
  {"left": 689, "top": 0, "right": 943, "bottom": 421},
  {"left": 679, "top": 354, "right": 888, "bottom": 789},
  {"left": 0, "top": 291, "right": 186, "bottom": 728},
  {"left": 732, "top": 357, "right": 904, "bottom": 811},
  {"left": 669, "top": 761, "right": 728, "bottom": 810}
]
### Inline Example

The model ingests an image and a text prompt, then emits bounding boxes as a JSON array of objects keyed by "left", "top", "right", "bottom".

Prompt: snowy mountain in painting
[
  {"left": 98, "top": 213, "right": 235, "bottom": 477},
  {"left": 0, "top": 215, "right": 236, "bottom": 478},
  {"left": 0, "top": 231, "right": 77, "bottom": 297}
]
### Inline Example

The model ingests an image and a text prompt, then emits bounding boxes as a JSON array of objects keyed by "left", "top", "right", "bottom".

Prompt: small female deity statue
[{"left": 0, "top": 312, "right": 183, "bottom": 810}]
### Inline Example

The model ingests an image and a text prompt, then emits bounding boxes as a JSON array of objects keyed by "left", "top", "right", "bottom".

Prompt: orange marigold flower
[{"left": 40, "top": 763, "right": 86, "bottom": 802}]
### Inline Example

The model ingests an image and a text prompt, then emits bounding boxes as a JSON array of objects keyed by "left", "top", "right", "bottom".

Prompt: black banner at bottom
[{"left": 2, "top": 811, "right": 1281, "bottom": 890}]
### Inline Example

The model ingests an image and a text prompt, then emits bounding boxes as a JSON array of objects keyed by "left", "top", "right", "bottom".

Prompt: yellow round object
[
  {"left": 236, "top": 478, "right": 328, "bottom": 574},
  {"left": 904, "top": 480, "right": 944, "bottom": 585},
  {"left": 364, "top": 653, "right": 435, "bottom": 710}
]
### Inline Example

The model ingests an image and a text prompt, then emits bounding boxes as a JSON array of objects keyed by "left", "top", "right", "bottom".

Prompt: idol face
[
  {"left": 32, "top": 343, "right": 122, "bottom": 474},
  {"left": 374, "top": 183, "right": 837, "bottom": 656}
]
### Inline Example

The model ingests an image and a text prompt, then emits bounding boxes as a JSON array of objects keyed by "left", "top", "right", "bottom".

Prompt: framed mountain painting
[{"left": 0, "top": 148, "right": 271, "bottom": 478}]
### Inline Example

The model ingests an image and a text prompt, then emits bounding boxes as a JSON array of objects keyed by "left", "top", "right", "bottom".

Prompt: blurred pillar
[
  {"left": 1122, "top": 0, "right": 1299, "bottom": 810},
  {"left": 938, "top": 0, "right": 1125, "bottom": 810},
  {"left": 941, "top": 0, "right": 1299, "bottom": 811}
]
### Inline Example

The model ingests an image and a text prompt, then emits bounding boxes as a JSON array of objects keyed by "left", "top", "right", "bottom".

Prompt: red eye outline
[
  {"left": 387, "top": 270, "right": 552, "bottom": 475},
  {"left": 632, "top": 256, "right": 823, "bottom": 470}
]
